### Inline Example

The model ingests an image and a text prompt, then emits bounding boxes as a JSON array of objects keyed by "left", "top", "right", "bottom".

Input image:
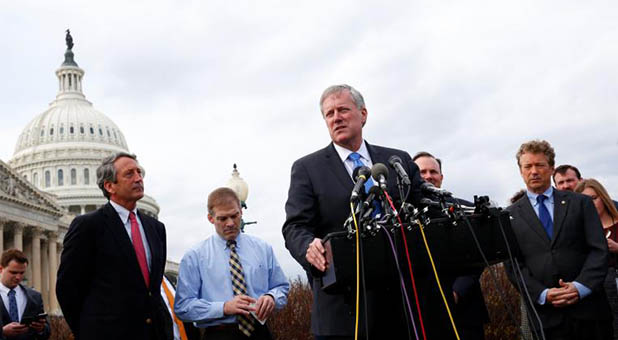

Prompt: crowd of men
[{"left": 0, "top": 84, "right": 614, "bottom": 340}]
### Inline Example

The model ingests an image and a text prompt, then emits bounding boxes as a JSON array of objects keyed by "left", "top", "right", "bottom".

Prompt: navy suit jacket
[
  {"left": 0, "top": 285, "right": 50, "bottom": 340},
  {"left": 505, "top": 189, "right": 611, "bottom": 329},
  {"left": 56, "top": 203, "right": 172, "bottom": 340},
  {"left": 283, "top": 141, "right": 423, "bottom": 337}
]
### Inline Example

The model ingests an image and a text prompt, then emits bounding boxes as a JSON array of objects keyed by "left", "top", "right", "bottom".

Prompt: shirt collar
[
  {"left": 109, "top": 200, "right": 138, "bottom": 223},
  {"left": 0, "top": 282, "right": 18, "bottom": 295},
  {"left": 333, "top": 140, "right": 370, "bottom": 164},
  {"left": 215, "top": 232, "right": 243, "bottom": 249},
  {"left": 526, "top": 186, "right": 554, "bottom": 205}
]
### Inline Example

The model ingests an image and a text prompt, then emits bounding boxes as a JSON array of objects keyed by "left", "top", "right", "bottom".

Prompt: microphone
[
  {"left": 420, "top": 182, "right": 452, "bottom": 197},
  {"left": 371, "top": 163, "right": 389, "bottom": 190},
  {"left": 388, "top": 155, "right": 411, "bottom": 185},
  {"left": 350, "top": 166, "right": 372, "bottom": 202},
  {"left": 363, "top": 186, "right": 382, "bottom": 209}
]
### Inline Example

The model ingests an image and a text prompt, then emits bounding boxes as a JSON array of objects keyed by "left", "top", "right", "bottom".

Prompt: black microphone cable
[{"left": 455, "top": 201, "right": 545, "bottom": 340}]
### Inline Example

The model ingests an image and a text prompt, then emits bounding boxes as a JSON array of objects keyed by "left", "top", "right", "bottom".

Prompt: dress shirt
[
  {"left": 174, "top": 232, "right": 289, "bottom": 327},
  {"left": 109, "top": 200, "right": 151, "bottom": 269},
  {"left": 527, "top": 187, "right": 592, "bottom": 304},
  {"left": 333, "top": 141, "right": 373, "bottom": 179},
  {"left": 0, "top": 283, "right": 26, "bottom": 321}
]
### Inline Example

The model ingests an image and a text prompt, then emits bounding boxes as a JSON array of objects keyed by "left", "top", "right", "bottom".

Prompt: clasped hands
[
  {"left": 546, "top": 279, "right": 580, "bottom": 307},
  {"left": 224, "top": 294, "right": 274, "bottom": 321}
]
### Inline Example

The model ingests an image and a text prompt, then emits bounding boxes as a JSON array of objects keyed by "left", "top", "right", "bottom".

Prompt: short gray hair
[
  {"left": 97, "top": 152, "right": 139, "bottom": 199},
  {"left": 319, "top": 84, "right": 366, "bottom": 114}
]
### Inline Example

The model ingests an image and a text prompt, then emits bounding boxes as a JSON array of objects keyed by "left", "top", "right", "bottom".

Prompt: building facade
[{"left": 1, "top": 32, "right": 172, "bottom": 315}]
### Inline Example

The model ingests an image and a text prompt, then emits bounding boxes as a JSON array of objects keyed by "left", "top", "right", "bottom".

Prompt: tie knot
[
  {"left": 348, "top": 152, "right": 361, "bottom": 162},
  {"left": 537, "top": 194, "right": 547, "bottom": 204},
  {"left": 8, "top": 289, "right": 15, "bottom": 297},
  {"left": 129, "top": 211, "right": 137, "bottom": 221},
  {"left": 227, "top": 240, "right": 237, "bottom": 249}
]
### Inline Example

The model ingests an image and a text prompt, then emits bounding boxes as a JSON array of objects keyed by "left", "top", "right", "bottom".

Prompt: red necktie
[{"left": 129, "top": 211, "right": 150, "bottom": 287}]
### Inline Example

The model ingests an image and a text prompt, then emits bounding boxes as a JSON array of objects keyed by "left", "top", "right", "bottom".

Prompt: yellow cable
[
  {"left": 350, "top": 202, "right": 360, "bottom": 340},
  {"left": 416, "top": 219, "right": 461, "bottom": 340}
]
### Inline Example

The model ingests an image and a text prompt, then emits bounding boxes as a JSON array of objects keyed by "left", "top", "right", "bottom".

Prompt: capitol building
[{"left": 0, "top": 32, "right": 164, "bottom": 314}]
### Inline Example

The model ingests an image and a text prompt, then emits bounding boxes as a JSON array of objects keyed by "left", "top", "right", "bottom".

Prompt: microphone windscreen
[
  {"left": 352, "top": 166, "right": 371, "bottom": 180},
  {"left": 388, "top": 155, "right": 403, "bottom": 166},
  {"left": 371, "top": 163, "right": 389, "bottom": 181}
]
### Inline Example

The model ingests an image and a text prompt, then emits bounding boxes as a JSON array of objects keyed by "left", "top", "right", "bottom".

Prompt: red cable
[{"left": 383, "top": 191, "right": 427, "bottom": 340}]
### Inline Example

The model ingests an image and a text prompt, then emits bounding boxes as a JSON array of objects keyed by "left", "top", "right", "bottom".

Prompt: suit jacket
[
  {"left": 282, "top": 141, "right": 423, "bottom": 337},
  {"left": 0, "top": 285, "right": 50, "bottom": 340},
  {"left": 505, "top": 189, "right": 611, "bottom": 329},
  {"left": 56, "top": 203, "right": 172, "bottom": 340}
]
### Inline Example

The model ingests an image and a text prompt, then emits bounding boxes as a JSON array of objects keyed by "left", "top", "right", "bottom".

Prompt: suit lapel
[
  {"left": 0, "top": 294, "right": 9, "bottom": 322},
  {"left": 323, "top": 143, "right": 354, "bottom": 192},
  {"left": 517, "top": 197, "right": 551, "bottom": 245},
  {"left": 138, "top": 210, "right": 160, "bottom": 292},
  {"left": 551, "top": 190, "right": 569, "bottom": 246},
  {"left": 103, "top": 203, "right": 149, "bottom": 289},
  {"left": 20, "top": 285, "right": 39, "bottom": 318}
]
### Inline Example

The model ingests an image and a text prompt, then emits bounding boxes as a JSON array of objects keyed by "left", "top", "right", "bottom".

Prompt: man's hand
[
  {"left": 30, "top": 319, "right": 46, "bottom": 333},
  {"left": 254, "top": 295, "right": 275, "bottom": 321},
  {"left": 223, "top": 295, "right": 257, "bottom": 316},
  {"left": 546, "top": 279, "right": 580, "bottom": 307},
  {"left": 608, "top": 238, "right": 618, "bottom": 253},
  {"left": 3, "top": 322, "right": 29, "bottom": 336},
  {"left": 306, "top": 238, "right": 328, "bottom": 272}
]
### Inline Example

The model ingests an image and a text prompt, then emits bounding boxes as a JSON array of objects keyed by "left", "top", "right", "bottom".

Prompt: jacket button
[
  {"left": 148, "top": 292, "right": 152, "bottom": 297},
  {"left": 146, "top": 318, "right": 152, "bottom": 324}
]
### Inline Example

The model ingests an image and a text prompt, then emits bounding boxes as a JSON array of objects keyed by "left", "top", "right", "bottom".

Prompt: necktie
[
  {"left": 8, "top": 289, "right": 19, "bottom": 322},
  {"left": 228, "top": 240, "right": 255, "bottom": 337},
  {"left": 129, "top": 211, "right": 150, "bottom": 288},
  {"left": 161, "top": 280, "right": 188, "bottom": 340},
  {"left": 537, "top": 195, "right": 553, "bottom": 239},
  {"left": 348, "top": 152, "right": 374, "bottom": 192}
]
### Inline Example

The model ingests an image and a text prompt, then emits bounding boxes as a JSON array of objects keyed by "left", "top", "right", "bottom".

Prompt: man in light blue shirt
[{"left": 175, "top": 187, "right": 289, "bottom": 340}]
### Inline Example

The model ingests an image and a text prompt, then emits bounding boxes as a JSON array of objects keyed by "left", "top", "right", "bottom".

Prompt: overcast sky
[{"left": 1, "top": 1, "right": 617, "bottom": 279}]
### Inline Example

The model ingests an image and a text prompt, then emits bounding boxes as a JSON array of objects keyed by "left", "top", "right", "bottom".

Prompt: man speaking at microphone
[{"left": 282, "top": 84, "right": 423, "bottom": 339}]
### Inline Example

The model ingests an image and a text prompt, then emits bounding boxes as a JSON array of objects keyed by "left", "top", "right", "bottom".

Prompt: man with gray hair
[
  {"left": 283, "top": 84, "right": 424, "bottom": 339},
  {"left": 57, "top": 152, "right": 172, "bottom": 340}
]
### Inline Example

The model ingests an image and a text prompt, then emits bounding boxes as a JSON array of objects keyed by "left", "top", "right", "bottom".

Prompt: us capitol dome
[{"left": 8, "top": 31, "right": 159, "bottom": 218}]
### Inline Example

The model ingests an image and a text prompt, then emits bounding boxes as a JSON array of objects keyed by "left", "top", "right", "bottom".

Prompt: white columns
[
  {"left": 13, "top": 224, "right": 23, "bottom": 250},
  {"left": 41, "top": 238, "right": 49, "bottom": 310},
  {"left": 31, "top": 228, "right": 42, "bottom": 291}
]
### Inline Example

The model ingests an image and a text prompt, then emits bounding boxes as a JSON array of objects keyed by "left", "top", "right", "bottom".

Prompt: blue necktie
[
  {"left": 537, "top": 195, "right": 553, "bottom": 239},
  {"left": 8, "top": 289, "right": 19, "bottom": 322},
  {"left": 348, "top": 152, "right": 374, "bottom": 193}
]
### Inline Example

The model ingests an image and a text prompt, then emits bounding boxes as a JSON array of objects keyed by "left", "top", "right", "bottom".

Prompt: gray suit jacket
[{"left": 506, "top": 189, "right": 611, "bottom": 329}]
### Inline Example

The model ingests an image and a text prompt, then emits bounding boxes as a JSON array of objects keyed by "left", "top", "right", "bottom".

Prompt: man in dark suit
[
  {"left": 553, "top": 164, "right": 618, "bottom": 209},
  {"left": 282, "top": 84, "right": 424, "bottom": 339},
  {"left": 413, "top": 151, "right": 489, "bottom": 340},
  {"left": 506, "top": 140, "right": 612, "bottom": 339},
  {"left": 56, "top": 152, "right": 172, "bottom": 340},
  {"left": 0, "top": 249, "right": 49, "bottom": 340}
]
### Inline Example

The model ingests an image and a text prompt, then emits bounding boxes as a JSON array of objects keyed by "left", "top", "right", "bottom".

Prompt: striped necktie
[{"left": 228, "top": 240, "right": 255, "bottom": 337}]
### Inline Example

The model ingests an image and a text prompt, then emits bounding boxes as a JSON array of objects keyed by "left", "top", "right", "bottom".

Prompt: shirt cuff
[
  {"left": 213, "top": 301, "right": 226, "bottom": 318},
  {"left": 537, "top": 288, "right": 549, "bottom": 305},
  {"left": 572, "top": 281, "right": 591, "bottom": 299}
]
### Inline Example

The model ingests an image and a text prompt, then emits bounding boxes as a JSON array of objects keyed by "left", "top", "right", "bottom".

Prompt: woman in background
[{"left": 575, "top": 178, "right": 618, "bottom": 339}]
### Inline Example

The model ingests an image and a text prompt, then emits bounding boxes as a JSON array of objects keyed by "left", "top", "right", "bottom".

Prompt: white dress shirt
[
  {"left": 333, "top": 140, "right": 374, "bottom": 179},
  {"left": 0, "top": 282, "right": 26, "bottom": 321},
  {"left": 109, "top": 200, "right": 152, "bottom": 269}
]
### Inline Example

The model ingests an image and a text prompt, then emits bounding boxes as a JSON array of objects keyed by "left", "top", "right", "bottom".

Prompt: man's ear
[
  {"left": 207, "top": 213, "right": 215, "bottom": 225},
  {"left": 103, "top": 181, "right": 115, "bottom": 196}
]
